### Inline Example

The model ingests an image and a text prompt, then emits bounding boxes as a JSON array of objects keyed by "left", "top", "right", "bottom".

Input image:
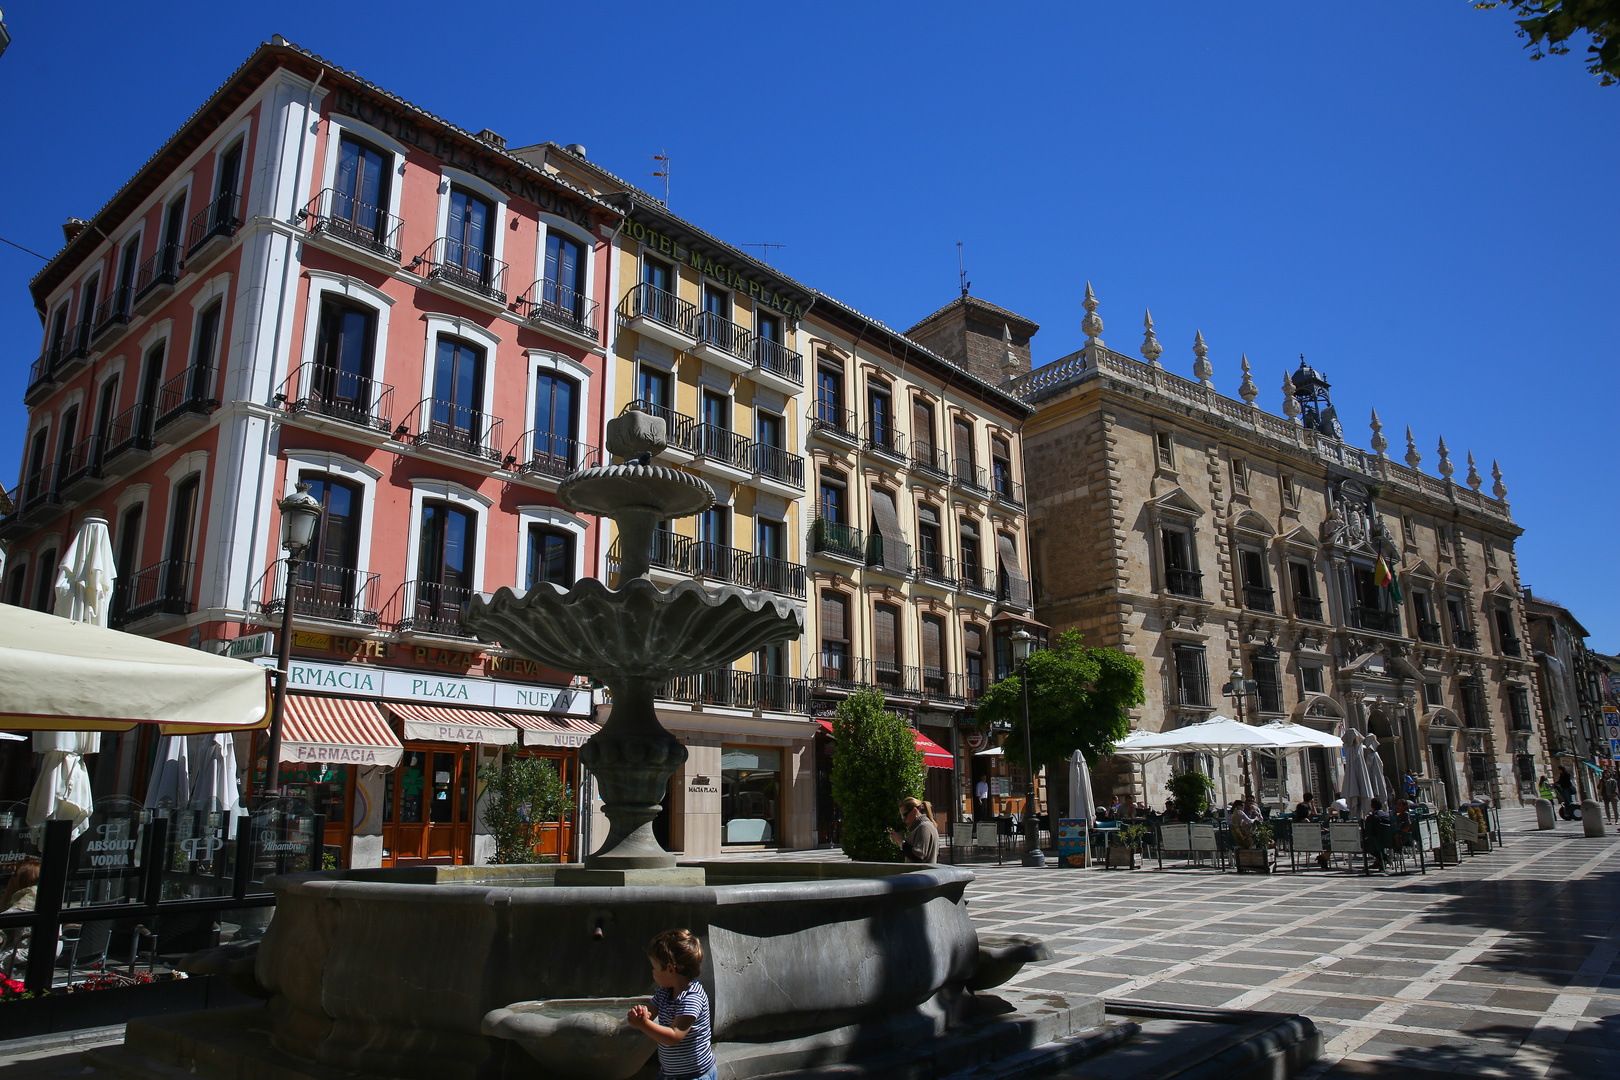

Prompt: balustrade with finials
[
  {"left": 301, "top": 188, "right": 405, "bottom": 262},
  {"left": 402, "top": 398, "right": 504, "bottom": 463},
  {"left": 618, "top": 281, "right": 697, "bottom": 335},
  {"left": 186, "top": 192, "right": 241, "bottom": 257},
  {"left": 257, "top": 558, "right": 382, "bottom": 626},
  {"left": 277, "top": 363, "right": 394, "bottom": 433},
  {"left": 751, "top": 335, "right": 804, "bottom": 387},
  {"left": 752, "top": 443, "right": 804, "bottom": 488},
  {"left": 516, "top": 278, "right": 599, "bottom": 341},
  {"left": 389, "top": 579, "right": 478, "bottom": 637},
  {"left": 412, "top": 237, "right": 509, "bottom": 303}
]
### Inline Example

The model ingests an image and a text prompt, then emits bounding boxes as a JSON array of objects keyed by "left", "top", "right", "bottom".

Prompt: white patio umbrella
[
  {"left": 190, "top": 732, "right": 245, "bottom": 830},
  {"left": 1340, "top": 729, "right": 1373, "bottom": 818},
  {"left": 1128, "top": 716, "right": 1291, "bottom": 809},
  {"left": 51, "top": 517, "right": 117, "bottom": 625},
  {"left": 145, "top": 736, "right": 192, "bottom": 810},
  {"left": 974, "top": 746, "right": 1004, "bottom": 756},
  {"left": 1256, "top": 721, "right": 1344, "bottom": 750},
  {"left": 1110, "top": 729, "right": 1176, "bottom": 759}
]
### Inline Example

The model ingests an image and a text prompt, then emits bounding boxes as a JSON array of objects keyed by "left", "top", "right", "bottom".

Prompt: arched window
[
  {"left": 313, "top": 298, "right": 378, "bottom": 424},
  {"left": 411, "top": 500, "right": 478, "bottom": 635},
  {"left": 430, "top": 336, "right": 486, "bottom": 453}
]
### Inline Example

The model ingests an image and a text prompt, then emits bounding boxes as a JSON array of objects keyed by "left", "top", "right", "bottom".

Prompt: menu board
[{"left": 1057, "top": 817, "right": 1088, "bottom": 868}]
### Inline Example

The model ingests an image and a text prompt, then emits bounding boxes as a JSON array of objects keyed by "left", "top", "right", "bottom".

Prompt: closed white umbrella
[
  {"left": 1069, "top": 750, "right": 1096, "bottom": 820},
  {"left": 190, "top": 732, "right": 245, "bottom": 833},
  {"left": 1340, "top": 729, "right": 1373, "bottom": 818},
  {"left": 145, "top": 736, "right": 191, "bottom": 810},
  {"left": 52, "top": 517, "right": 117, "bottom": 626},
  {"left": 1364, "top": 738, "right": 1392, "bottom": 803}
]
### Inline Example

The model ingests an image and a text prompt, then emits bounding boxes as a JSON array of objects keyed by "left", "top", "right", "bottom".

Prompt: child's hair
[
  {"left": 647, "top": 928, "right": 704, "bottom": 980},
  {"left": 1, "top": 857, "right": 41, "bottom": 910},
  {"left": 900, "top": 796, "right": 932, "bottom": 818}
]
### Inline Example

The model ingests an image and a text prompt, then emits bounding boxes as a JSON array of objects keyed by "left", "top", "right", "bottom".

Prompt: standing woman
[{"left": 887, "top": 797, "right": 940, "bottom": 864}]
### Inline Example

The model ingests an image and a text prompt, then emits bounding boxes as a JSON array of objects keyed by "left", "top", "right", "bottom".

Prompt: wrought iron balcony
[
  {"left": 873, "top": 661, "right": 922, "bottom": 697},
  {"left": 1417, "top": 620, "right": 1443, "bottom": 644},
  {"left": 617, "top": 282, "right": 697, "bottom": 342},
  {"left": 924, "top": 667, "right": 967, "bottom": 705},
  {"left": 515, "top": 278, "right": 599, "bottom": 342},
  {"left": 658, "top": 669, "right": 810, "bottom": 714},
  {"left": 693, "top": 423, "right": 755, "bottom": 472},
  {"left": 752, "top": 443, "right": 804, "bottom": 489},
  {"left": 112, "top": 559, "right": 192, "bottom": 628},
  {"left": 1499, "top": 635, "right": 1522, "bottom": 658},
  {"left": 689, "top": 541, "right": 750, "bottom": 586},
  {"left": 102, "top": 403, "right": 156, "bottom": 469},
  {"left": 744, "top": 554, "right": 808, "bottom": 599},
  {"left": 403, "top": 398, "right": 504, "bottom": 464},
  {"left": 809, "top": 518, "right": 863, "bottom": 561},
  {"left": 628, "top": 400, "right": 698, "bottom": 454},
  {"left": 507, "top": 432, "right": 600, "bottom": 480},
  {"left": 991, "top": 473, "right": 1024, "bottom": 508},
  {"left": 808, "top": 402, "right": 858, "bottom": 443},
  {"left": 186, "top": 192, "right": 242, "bottom": 259},
  {"left": 1166, "top": 568, "right": 1203, "bottom": 598},
  {"left": 813, "top": 654, "right": 869, "bottom": 694},
  {"left": 751, "top": 336, "right": 803, "bottom": 388},
  {"left": 132, "top": 244, "right": 182, "bottom": 313},
  {"left": 13, "top": 464, "right": 62, "bottom": 525},
  {"left": 862, "top": 422, "right": 907, "bottom": 464},
  {"left": 58, "top": 434, "right": 107, "bottom": 499},
  {"left": 1351, "top": 607, "right": 1401, "bottom": 634},
  {"left": 258, "top": 558, "right": 382, "bottom": 626},
  {"left": 277, "top": 363, "right": 394, "bottom": 433},
  {"left": 1452, "top": 627, "right": 1479, "bottom": 650},
  {"left": 952, "top": 458, "right": 989, "bottom": 496},
  {"left": 1243, "top": 585, "right": 1276, "bottom": 613},
  {"left": 997, "top": 574, "right": 1033, "bottom": 611},
  {"left": 1294, "top": 594, "right": 1323, "bottom": 622},
  {"left": 909, "top": 441, "right": 949, "bottom": 483},
  {"left": 389, "top": 579, "right": 479, "bottom": 638},
  {"left": 411, "top": 237, "right": 508, "bottom": 304},
  {"left": 750, "top": 673, "right": 810, "bottom": 714},
  {"left": 607, "top": 532, "right": 694, "bottom": 581},
  {"left": 25, "top": 344, "right": 63, "bottom": 402},
  {"left": 91, "top": 285, "right": 135, "bottom": 343},
  {"left": 153, "top": 365, "right": 218, "bottom": 435},
  {"left": 301, "top": 188, "right": 404, "bottom": 263},
  {"left": 865, "top": 533, "right": 913, "bottom": 577},
  {"left": 693, "top": 310, "right": 753, "bottom": 362},
  {"left": 955, "top": 558, "right": 996, "bottom": 598},
  {"left": 917, "top": 548, "right": 956, "bottom": 588}
]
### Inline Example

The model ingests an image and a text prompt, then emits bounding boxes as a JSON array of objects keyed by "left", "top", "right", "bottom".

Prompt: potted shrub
[
  {"left": 1436, "top": 808, "right": 1458, "bottom": 865},
  {"left": 1235, "top": 821, "right": 1274, "bottom": 873},
  {"left": 1167, "top": 771, "right": 1215, "bottom": 822},
  {"left": 1107, "top": 823, "right": 1148, "bottom": 869}
]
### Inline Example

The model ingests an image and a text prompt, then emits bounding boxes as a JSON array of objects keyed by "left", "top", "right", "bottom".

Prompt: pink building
[{"left": 0, "top": 40, "right": 620, "bottom": 868}]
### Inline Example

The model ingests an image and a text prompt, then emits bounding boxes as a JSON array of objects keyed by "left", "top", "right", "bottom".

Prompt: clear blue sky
[{"left": 2, "top": 3, "right": 1615, "bottom": 647}]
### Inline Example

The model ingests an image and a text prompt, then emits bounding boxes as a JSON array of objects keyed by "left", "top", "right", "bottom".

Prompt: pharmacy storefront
[{"left": 253, "top": 657, "right": 597, "bottom": 868}]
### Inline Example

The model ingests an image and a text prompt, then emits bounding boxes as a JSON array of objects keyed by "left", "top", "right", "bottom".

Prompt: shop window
[{"left": 722, "top": 745, "right": 781, "bottom": 846}]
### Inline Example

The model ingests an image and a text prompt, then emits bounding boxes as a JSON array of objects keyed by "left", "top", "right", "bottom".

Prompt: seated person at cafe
[
  {"left": 1228, "top": 799, "right": 1258, "bottom": 849},
  {"left": 1390, "top": 798, "right": 1416, "bottom": 847},
  {"left": 1293, "top": 793, "right": 1318, "bottom": 821},
  {"left": 1113, "top": 795, "right": 1138, "bottom": 821},
  {"left": 1330, "top": 795, "right": 1350, "bottom": 818},
  {"left": 1095, "top": 804, "right": 1114, "bottom": 823},
  {"left": 1362, "top": 798, "right": 1392, "bottom": 869}
]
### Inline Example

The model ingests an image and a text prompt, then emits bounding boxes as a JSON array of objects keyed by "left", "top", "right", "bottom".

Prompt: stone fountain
[{"left": 117, "top": 407, "right": 1206, "bottom": 1080}]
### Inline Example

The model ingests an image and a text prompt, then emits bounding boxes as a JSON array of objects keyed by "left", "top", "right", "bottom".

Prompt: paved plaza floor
[{"left": 949, "top": 806, "right": 1620, "bottom": 1078}]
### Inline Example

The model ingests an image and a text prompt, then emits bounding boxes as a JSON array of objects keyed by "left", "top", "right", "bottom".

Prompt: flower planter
[
  {"left": 1105, "top": 845, "right": 1142, "bottom": 869},
  {"left": 1436, "top": 841, "right": 1459, "bottom": 866},
  {"left": 1234, "top": 848, "right": 1272, "bottom": 873}
]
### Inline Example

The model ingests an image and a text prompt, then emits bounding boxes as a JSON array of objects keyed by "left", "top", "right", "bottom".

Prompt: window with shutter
[
  {"left": 819, "top": 590, "right": 849, "bottom": 682},
  {"left": 873, "top": 603, "right": 900, "bottom": 686},
  {"left": 996, "top": 532, "right": 1029, "bottom": 608},
  {"left": 922, "top": 616, "right": 943, "bottom": 673},
  {"left": 964, "top": 624, "right": 985, "bottom": 696},
  {"left": 869, "top": 488, "right": 909, "bottom": 573}
]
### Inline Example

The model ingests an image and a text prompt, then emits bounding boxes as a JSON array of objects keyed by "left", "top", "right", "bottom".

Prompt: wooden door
[{"left": 383, "top": 745, "right": 473, "bottom": 865}]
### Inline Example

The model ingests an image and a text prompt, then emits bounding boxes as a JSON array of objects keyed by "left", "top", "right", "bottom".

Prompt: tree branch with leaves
[{"left": 1478, "top": 0, "right": 1619, "bottom": 84}]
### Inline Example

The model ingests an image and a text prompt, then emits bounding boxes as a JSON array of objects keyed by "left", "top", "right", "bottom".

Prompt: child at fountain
[{"left": 628, "top": 929, "right": 716, "bottom": 1080}]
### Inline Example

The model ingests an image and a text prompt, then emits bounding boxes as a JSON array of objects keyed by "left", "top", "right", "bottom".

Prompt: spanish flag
[{"left": 1376, "top": 554, "right": 1403, "bottom": 604}]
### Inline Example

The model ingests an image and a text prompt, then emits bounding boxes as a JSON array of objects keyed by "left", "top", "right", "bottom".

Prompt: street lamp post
[
  {"left": 262, "top": 481, "right": 323, "bottom": 803},
  {"left": 1011, "top": 628, "right": 1045, "bottom": 868},
  {"left": 1221, "top": 673, "right": 1260, "bottom": 803}
]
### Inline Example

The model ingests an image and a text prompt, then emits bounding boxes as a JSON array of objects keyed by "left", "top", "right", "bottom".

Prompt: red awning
[
  {"left": 386, "top": 703, "right": 519, "bottom": 746},
  {"left": 504, "top": 712, "right": 600, "bottom": 748},
  {"left": 816, "top": 719, "right": 954, "bottom": 769},
  {"left": 282, "top": 696, "right": 402, "bottom": 767}
]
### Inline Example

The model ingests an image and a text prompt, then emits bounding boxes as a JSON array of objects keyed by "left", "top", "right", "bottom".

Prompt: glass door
[{"left": 382, "top": 745, "right": 473, "bottom": 865}]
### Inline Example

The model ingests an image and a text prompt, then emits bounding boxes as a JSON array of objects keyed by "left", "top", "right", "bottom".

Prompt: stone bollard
[
  {"left": 1534, "top": 798, "right": 1556, "bottom": 830},
  {"left": 1583, "top": 800, "right": 1606, "bottom": 838}
]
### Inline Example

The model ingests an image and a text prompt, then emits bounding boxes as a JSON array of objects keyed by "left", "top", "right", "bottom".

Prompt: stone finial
[
  {"left": 1370, "top": 409, "right": 1387, "bottom": 456},
  {"left": 1193, "top": 331, "right": 1213, "bottom": 386},
  {"left": 1000, "top": 323, "right": 1020, "bottom": 382},
  {"left": 1141, "top": 309, "right": 1163, "bottom": 367},
  {"left": 1238, "top": 354, "right": 1258, "bottom": 404},
  {"left": 1437, "top": 437, "right": 1454, "bottom": 479},
  {"left": 1466, "top": 451, "right": 1482, "bottom": 491},
  {"left": 1081, "top": 281, "right": 1104, "bottom": 345},
  {"left": 1491, "top": 459, "right": 1507, "bottom": 499},
  {"left": 1404, "top": 426, "right": 1421, "bottom": 469},
  {"left": 1282, "top": 370, "right": 1301, "bottom": 420}
]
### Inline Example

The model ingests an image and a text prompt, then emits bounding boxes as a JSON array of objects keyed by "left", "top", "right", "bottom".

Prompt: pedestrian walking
[
  {"left": 1602, "top": 770, "right": 1619, "bottom": 825},
  {"left": 628, "top": 929, "right": 717, "bottom": 1080},
  {"left": 975, "top": 777, "right": 990, "bottom": 819}
]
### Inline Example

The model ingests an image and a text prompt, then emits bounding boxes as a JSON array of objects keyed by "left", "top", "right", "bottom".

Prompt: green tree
[
  {"left": 479, "top": 756, "right": 572, "bottom": 864},
  {"left": 976, "top": 629, "right": 1145, "bottom": 773},
  {"left": 1478, "top": 1, "right": 1620, "bottom": 84},
  {"left": 1167, "top": 771, "right": 1215, "bottom": 821},
  {"left": 829, "top": 688, "right": 924, "bottom": 862}
]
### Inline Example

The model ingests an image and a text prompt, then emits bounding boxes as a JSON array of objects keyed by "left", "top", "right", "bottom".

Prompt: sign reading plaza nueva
[{"left": 260, "top": 658, "right": 592, "bottom": 716}]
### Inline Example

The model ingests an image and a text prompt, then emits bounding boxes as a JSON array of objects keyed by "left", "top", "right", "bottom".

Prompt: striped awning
[
  {"left": 816, "top": 719, "right": 955, "bottom": 769},
  {"left": 504, "top": 712, "right": 600, "bottom": 748},
  {"left": 386, "top": 703, "right": 519, "bottom": 746},
  {"left": 282, "top": 696, "right": 403, "bottom": 767}
]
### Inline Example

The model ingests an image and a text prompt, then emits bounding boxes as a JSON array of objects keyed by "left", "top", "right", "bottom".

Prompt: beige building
[{"left": 1006, "top": 285, "right": 1543, "bottom": 810}]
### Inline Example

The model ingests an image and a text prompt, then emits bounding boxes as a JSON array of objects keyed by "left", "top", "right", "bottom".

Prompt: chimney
[
  {"left": 905, "top": 296, "right": 1039, "bottom": 385},
  {"left": 62, "top": 218, "right": 89, "bottom": 244},
  {"left": 565, "top": 143, "right": 588, "bottom": 158},
  {"left": 476, "top": 129, "right": 506, "bottom": 150}
]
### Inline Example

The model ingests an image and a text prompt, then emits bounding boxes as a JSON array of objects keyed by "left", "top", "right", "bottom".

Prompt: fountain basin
[
  {"left": 249, "top": 861, "right": 980, "bottom": 1080},
  {"left": 481, "top": 997, "right": 655, "bottom": 1080}
]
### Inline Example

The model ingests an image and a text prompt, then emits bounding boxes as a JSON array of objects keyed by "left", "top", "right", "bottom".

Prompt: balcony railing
[
  {"left": 1499, "top": 635, "right": 1522, "bottom": 658},
  {"left": 1166, "top": 568, "right": 1203, "bottom": 598},
  {"left": 952, "top": 458, "right": 989, "bottom": 495},
  {"left": 1417, "top": 620, "right": 1443, "bottom": 645},
  {"left": 111, "top": 560, "right": 192, "bottom": 628},
  {"left": 657, "top": 670, "right": 810, "bottom": 714},
  {"left": 998, "top": 573, "right": 1032, "bottom": 611},
  {"left": 91, "top": 285, "right": 134, "bottom": 341},
  {"left": 873, "top": 661, "right": 921, "bottom": 697},
  {"left": 954, "top": 558, "right": 996, "bottom": 598},
  {"left": 1243, "top": 585, "right": 1276, "bottom": 613},
  {"left": 618, "top": 282, "right": 697, "bottom": 336},
  {"left": 1451, "top": 627, "right": 1479, "bottom": 650},
  {"left": 744, "top": 554, "right": 808, "bottom": 599},
  {"left": 26, "top": 343, "right": 64, "bottom": 395},
  {"left": 1351, "top": 607, "right": 1401, "bottom": 634},
  {"left": 862, "top": 422, "right": 907, "bottom": 463},
  {"left": 689, "top": 541, "right": 750, "bottom": 586},
  {"left": 1294, "top": 594, "right": 1323, "bottom": 622},
  {"left": 58, "top": 434, "right": 106, "bottom": 493},
  {"left": 390, "top": 579, "right": 478, "bottom": 637},
  {"left": 103, "top": 403, "right": 156, "bottom": 464},
  {"left": 628, "top": 400, "right": 698, "bottom": 454},
  {"left": 1460, "top": 681, "right": 1489, "bottom": 728},
  {"left": 277, "top": 363, "right": 394, "bottom": 433},
  {"left": 924, "top": 668, "right": 967, "bottom": 705},
  {"left": 991, "top": 473, "right": 1024, "bottom": 508},
  {"left": 752, "top": 443, "right": 804, "bottom": 489},
  {"left": 910, "top": 441, "right": 949, "bottom": 482},
  {"left": 809, "top": 518, "right": 863, "bottom": 561},
  {"left": 154, "top": 365, "right": 217, "bottom": 432},
  {"left": 186, "top": 192, "right": 242, "bottom": 258},
  {"left": 508, "top": 432, "right": 600, "bottom": 480},
  {"left": 301, "top": 188, "right": 404, "bottom": 263},
  {"left": 257, "top": 558, "right": 382, "bottom": 626},
  {"left": 809, "top": 402, "right": 858, "bottom": 443},
  {"left": 515, "top": 278, "right": 599, "bottom": 341},
  {"left": 694, "top": 424, "right": 755, "bottom": 472},
  {"left": 865, "top": 533, "right": 913, "bottom": 577},
  {"left": 752, "top": 337, "right": 803, "bottom": 387},
  {"left": 411, "top": 237, "right": 508, "bottom": 303},
  {"left": 403, "top": 398, "right": 504, "bottom": 463},
  {"left": 917, "top": 548, "right": 955, "bottom": 588},
  {"left": 132, "top": 244, "right": 182, "bottom": 309},
  {"left": 814, "top": 654, "right": 870, "bottom": 694},
  {"left": 693, "top": 311, "right": 753, "bottom": 360},
  {"left": 14, "top": 464, "right": 61, "bottom": 519}
]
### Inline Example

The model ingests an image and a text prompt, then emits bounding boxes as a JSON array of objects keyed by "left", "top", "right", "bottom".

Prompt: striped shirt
[{"left": 650, "top": 980, "right": 714, "bottom": 1078}]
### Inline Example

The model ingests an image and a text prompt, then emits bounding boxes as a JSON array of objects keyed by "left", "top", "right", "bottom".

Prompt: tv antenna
[
  {"left": 649, "top": 150, "right": 670, "bottom": 205},
  {"left": 957, "top": 241, "right": 970, "bottom": 297},
  {"left": 739, "top": 243, "right": 786, "bottom": 263}
]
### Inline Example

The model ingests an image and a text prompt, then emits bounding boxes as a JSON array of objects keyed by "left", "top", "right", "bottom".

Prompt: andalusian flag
[{"left": 1376, "top": 554, "right": 1403, "bottom": 605}]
